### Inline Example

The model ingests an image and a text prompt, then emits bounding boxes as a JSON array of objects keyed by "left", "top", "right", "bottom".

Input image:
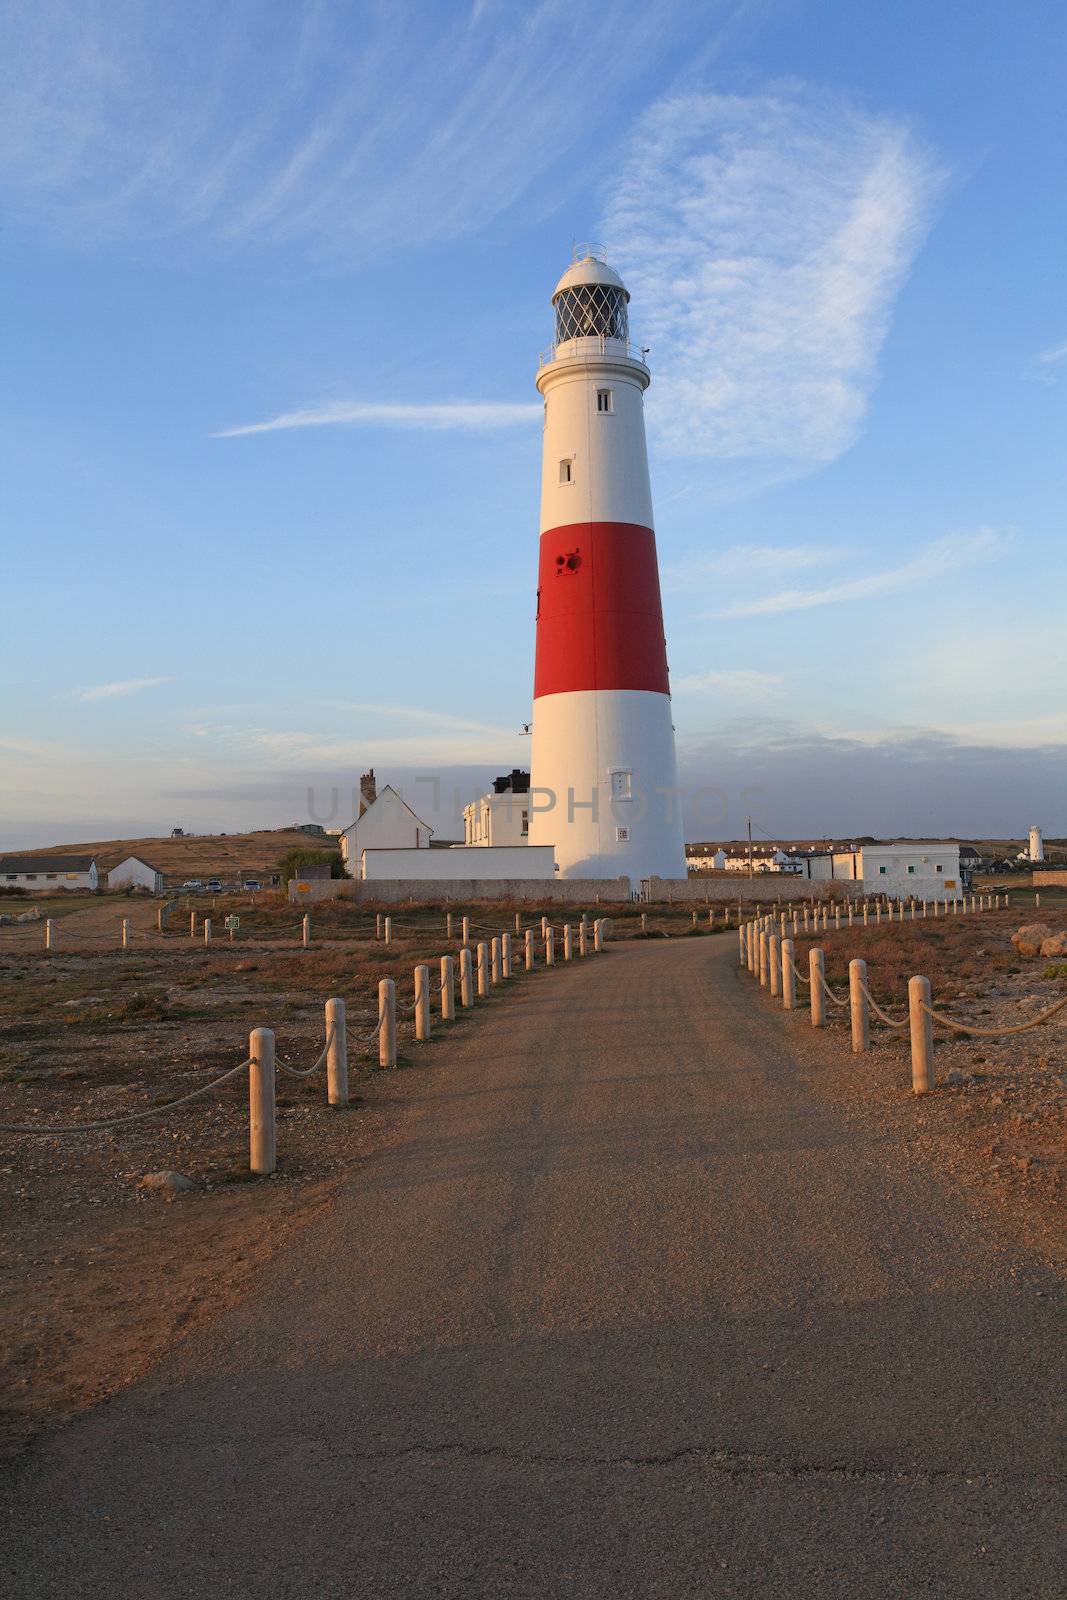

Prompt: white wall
[
  {"left": 362, "top": 845, "right": 556, "bottom": 882},
  {"left": 538, "top": 345, "right": 653, "bottom": 529},
  {"left": 108, "top": 857, "right": 162, "bottom": 892},
  {"left": 1, "top": 866, "right": 97, "bottom": 892},
  {"left": 464, "top": 792, "right": 530, "bottom": 847},
  {"left": 857, "top": 844, "right": 961, "bottom": 899},
  {"left": 340, "top": 787, "right": 431, "bottom": 877}
]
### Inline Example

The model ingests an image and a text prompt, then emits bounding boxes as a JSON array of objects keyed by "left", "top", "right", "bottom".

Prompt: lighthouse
[{"left": 528, "top": 250, "right": 686, "bottom": 883}]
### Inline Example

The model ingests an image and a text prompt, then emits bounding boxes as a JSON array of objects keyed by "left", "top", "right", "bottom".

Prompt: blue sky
[{"left": 2, "top": 0, "right": 1065, "bottom": 849}]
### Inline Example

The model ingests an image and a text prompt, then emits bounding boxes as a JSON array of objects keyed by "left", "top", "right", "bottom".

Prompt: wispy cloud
[
  {"left": 215, "top": 400, "right": 541, "bottom": 439},
  {"left": 0, "top": 1, "right": 704, "bottom": 257},
  {"left": 674, "top": 668, "right": 784, "bottom": 698},
  {"left": 714, "top": 529, "right": 1009, "bottom": 618},
  {"left": 71, "top": 676, "right": 173, "bottom": 703},
  {"left": 1035, "top": 339, "right": 1067, "bottom": 367},
  {"left": 662, "top": 543, "right": 839, "bottom": 593},
  {"left": 603, "top": 85, "right": 945, "bottom": 488}
]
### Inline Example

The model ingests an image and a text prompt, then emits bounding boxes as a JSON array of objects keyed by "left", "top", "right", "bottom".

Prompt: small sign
[
  {"left": 297, "top": 882, "right": 311, "bottom": 894},
  {"left": 224, "top": 915, "right": 240, "bottom": 931}
]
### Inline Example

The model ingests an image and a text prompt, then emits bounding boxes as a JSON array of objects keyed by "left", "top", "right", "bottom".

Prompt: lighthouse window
[
  {"left": 596, "top": 389, "right": 613, "bottom": 414},
  {"left": 616, "top": 826, "right": 631, "bottom": 842},
  {"left": 610, "top": 769, "right": 633, "bottom": 801},
  {"left": 559, "top": 459, "right": 573, "bottom": 484}
]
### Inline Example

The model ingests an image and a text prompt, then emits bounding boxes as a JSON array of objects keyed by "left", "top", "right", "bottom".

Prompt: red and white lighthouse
[{"left": 529, "top": 250, "right": 686, "bottom": 883}]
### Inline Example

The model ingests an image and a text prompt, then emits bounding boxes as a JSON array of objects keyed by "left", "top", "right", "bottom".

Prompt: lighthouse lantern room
[{"left": 528, "top": 249, "right": 687, "bottom": 883}]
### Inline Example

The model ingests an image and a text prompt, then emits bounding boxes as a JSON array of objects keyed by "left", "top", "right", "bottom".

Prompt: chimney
[{"left": 359, "top": 769, "right": 377, "bottom": 816}]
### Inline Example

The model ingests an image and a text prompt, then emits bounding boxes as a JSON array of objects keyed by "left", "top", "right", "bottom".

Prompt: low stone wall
[
  {"left": 1031, "top": 871, "right": 1067, "bottom": 887},
  {"left": 648, "top": 876, "right": 857, "bottom": 904},
  {"left": 289, "top": 875, "right": 633, "bottom": 905}
]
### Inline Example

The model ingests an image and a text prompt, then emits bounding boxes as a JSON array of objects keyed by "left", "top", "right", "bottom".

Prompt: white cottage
[
  {"left": 0, "top": 854, "right": 98, "bottom": 892},
  {"left": 339, "top": 785, "right": 433, "bottom": 879},
  {"left": 107, "top": 855, "right": 164, "bottom": 893}
]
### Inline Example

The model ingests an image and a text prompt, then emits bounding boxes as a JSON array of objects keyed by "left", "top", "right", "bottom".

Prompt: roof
[
  {"left": 552, "top": 254, "right": 628, "bottom": 301},
  {"left": 341, "top": 783, "right": 433, "bottom": 836},
  {"left": 110, "top": 855, "right": 163, "bottom": 873},
  {"left": 0, "top": 854, "right": 96, "bottom": 873}
]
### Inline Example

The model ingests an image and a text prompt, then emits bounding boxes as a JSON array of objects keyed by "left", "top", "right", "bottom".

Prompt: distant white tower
[
  {"left": 1029, "top": 825, "right": 1044, "bottom": 862},
  {"left": 528, "top": 250, "right": 686, "bottom": 883}
]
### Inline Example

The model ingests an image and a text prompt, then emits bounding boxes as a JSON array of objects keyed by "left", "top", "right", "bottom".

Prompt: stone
[
  {"left": 1011, "top": 923, "right": 1054, "bottom": 957},
  {"left": 946, "top": 1068, "right": 972, "bottom": 1085},
  {"left": 1039, "top": 931, "right": 1067, "bottom": 957},
  {"left": 139, "top": 1170, "right": 198, "bottom": 1198}
]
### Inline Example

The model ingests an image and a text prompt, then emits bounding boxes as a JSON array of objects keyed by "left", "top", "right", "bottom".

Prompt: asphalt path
[{"left": 3, "top": 935, "right": 1064, "bottom": 1596}]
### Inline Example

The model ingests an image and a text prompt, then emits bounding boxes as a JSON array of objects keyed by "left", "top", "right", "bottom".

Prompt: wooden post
[
  {"left": 769, "top": 934, "right": 781, "bottom": 997},
  {"left": 875, "top": 903, "right": 882, "bottom": 925},
  {"left": 440, "top": 954, "right": 455, "bottom": 1021},
  {"left": 325, "top": 997, "right": 348, "bottom": 1106},
  {"left": 546, "top": 927, "right": 555, "bottom": 966},
  {"left": 462, "top": 915, "right": 471, "bottom": 946},
  {"left": 446, "top": 911, "right": 453, "bottom": 939},
  {"left": 248, "top": 1027, "right": 276, "bottom": 1175},
  {"left": 758, "top": 930, "right": 769, "bottom": 987},
  {"left": 641, "top": 912, "right": 648, "bottom": 933},
  {"left": 737, "top": 924, "right": 745, "bottom": 964},
  {"left": 922, "top": 900, "right": 928, "bottom": 918},
  {"left": 809, "top": 949, "right": 826, "bottom": 1028},
  {"left": 579, "top": 921, "right": 588, "bottom": 956},
  {"left": 190, "top": 911, "right": 197, "bottom": 938},
  {"left": 414, "top": 965, "right": 431, "bottom": 1041},
  {"left": 849, "top": 959, "right": 869, "bottom": 1053},
  {"left": 782, "top": 938, "right": 796, "bottom": 1010},
  {"left": 477, "top": 942, "right": 489, "bottom": 996},
  {"left": 708, "top": 908, "right": 715, "bottom": 930},
  {"left": 384, "top": 916, "right": 393, "bottom": 944},
  {"left": 909, "top": 975, "right": 934, "bottom": 1094},
  {"left": 376, "top": 912, "right": 383, "bottom": 940},
  {"left": 563, "top": 924, "right": 573, "bottom": 961},
  {"left": 502, "top": 931, "right": 512, "bottom": 978},
  {"left": 121, "top": 918, "right": 130, "bottom": 950},
  {"left": 541, "top": 915, "right": 549, "bottom": 938},
  {"left": 45, "top": 918, "right": 54, "bottom": 953},
  {"left": 594, "top": 919, "right": 604, "bottom": 952},
  {"left": 378, "top": 978, "right": 397, "bottom": 1067},
  {"left": 302, "top": 914, "right": 311, "bottom": 949},
  {"left": 847, "top": 903, "right": 854, "bottom": 927},
  {"left": 515, "top": 911, "right": 522, "bottom": 936},
  {"left": 525, "top": 929, "right": 535, "bottom": 970},
  {"left": 203, "top": 918, "right": 212, "bottom": 944},
  {"left": 803, "top": 907, "right": 810, "bottom": 932},
  {"left": 691, "top": 910, "right": 698, "bottom": 928},
  {"left": 459, "top": 948, "right": 474, "bottom": 1007},
  {"left": 490, "top": 937, "right": 501, "bottom": 983},
  {"left": 157, "top": 905, "right": 165, "bottom": 933}
]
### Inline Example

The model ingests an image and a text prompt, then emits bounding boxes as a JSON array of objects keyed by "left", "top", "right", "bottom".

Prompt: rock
[
  {"left": 139, "top": 1170, "right": 198, "bottom": 1198},
  {"left": 1011, "top": 923, "right": 1054, "bottom": 957},
  {"left": 946, "top": 1068, "right": 972, "bottom": 1085},
  {"left": 1039, "top": 931, "right": 1067, "bottom": 957}
]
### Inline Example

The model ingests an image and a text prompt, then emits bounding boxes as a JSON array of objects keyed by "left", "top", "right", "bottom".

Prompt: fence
[
  {"left": 1, "top": 915, "right": 614, "bottom": 1175},
  {"left": 736, "top": 895, "right": 1065, "bottom": 1094}
]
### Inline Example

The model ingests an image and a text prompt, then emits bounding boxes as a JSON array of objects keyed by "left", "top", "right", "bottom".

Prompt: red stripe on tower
[{"left": 534, "top": 521, "right": 669, "bottom": 698}]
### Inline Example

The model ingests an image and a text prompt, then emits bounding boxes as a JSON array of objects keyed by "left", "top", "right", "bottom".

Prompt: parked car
[
  {"left": 206, "top": 879, "right": 223, "bottom": 893},
  {"left": 182, "top": 879, "right": 202, "bottom": 889},
  {"left": 242, "top": 879, "right": 261, "bottom": 891}
]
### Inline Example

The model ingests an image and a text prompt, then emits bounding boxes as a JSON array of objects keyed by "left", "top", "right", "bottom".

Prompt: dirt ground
[{"left": 3, "top": 890, "right": 1063, "bottom": 1456}]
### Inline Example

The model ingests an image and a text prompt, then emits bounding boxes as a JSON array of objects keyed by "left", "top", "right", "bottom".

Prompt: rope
[
  {"left": 857, "top": 980, "right": 909, "bottom": 1029},
  {"left": 787, "top": 956, "right": 811, "bottom": 987},
  {"left": 0, "top": 1058, "right": 254, "bottom": 1135},
  {"left": 275, "top": 1026, "right": 336, "bottom": 1079},
  {"left": 920, "top": 992, "right": 1067, "bottom": 1038},
  {"left": 816, "top": 971, "right": 850, "bottom": 1008}
]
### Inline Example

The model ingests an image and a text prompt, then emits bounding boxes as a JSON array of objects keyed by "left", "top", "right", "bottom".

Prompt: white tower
[
  {"left": 1029, "top": 825, "right": 1044, "bottom": 862},
  {"left": 528, "top": 250, "right": 686, "bottom": 884}
]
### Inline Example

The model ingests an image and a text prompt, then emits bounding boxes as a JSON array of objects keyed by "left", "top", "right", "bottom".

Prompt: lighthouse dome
[{"left": 552, "top": 250, "right": 630, "bottom": 345}]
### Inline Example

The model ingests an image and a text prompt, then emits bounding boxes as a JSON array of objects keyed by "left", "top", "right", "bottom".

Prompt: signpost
[{"left": 224, "top": 915, "right": 240, "bottom": 941}]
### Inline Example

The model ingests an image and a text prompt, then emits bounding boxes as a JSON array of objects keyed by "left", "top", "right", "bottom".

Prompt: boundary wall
[
  {"left": 647, "top": 876, "right": 858, "bottom": 903},
  {"left": 290, "top": 876, "right": 633, "bottom": 905}
]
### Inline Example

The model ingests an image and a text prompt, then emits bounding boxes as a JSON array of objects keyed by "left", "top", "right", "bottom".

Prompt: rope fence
[
  {"left": 736, "top": 898, "right": 1066, "bottom": 1094},
  {"left": 1, "top": 915, "right": 614, "bottom": 1174}
]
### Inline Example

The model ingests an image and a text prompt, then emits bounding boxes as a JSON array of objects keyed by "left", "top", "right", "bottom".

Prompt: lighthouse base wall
[{"left": 529, "top": 687, "right": 687, "bottom": 880}]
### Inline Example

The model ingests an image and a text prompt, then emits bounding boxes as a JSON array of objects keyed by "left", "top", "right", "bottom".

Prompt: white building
[
  {"left": 528, "top": 250, "right": 686, "bottom": 882},
  {"left": 464, "top": 771, "right": 530, "bottom": 848},
  {"left": 819, "top": 843, "right": 961, "bottom": 900},
  {"left": 0, "top": 854, "right": 98, "bottom": 892},
  {"left": 1029, "top": 825, "right": 1044, "bottom": 863},
  {"left": 362, "top": 845, "right": 556, "bottom": 882},
  {"left": 107, "top": 855, "right": 164, "bottom": 893},
  {"left": 339, "top": 785, "right": 433, "bottom": 879}
]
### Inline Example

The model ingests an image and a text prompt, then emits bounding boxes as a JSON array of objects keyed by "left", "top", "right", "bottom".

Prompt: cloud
[
  {"left": 602, "top": 85, "right": 945, "bottom": 487},
  {"left": 215, "top": 400, "right": 541, "bottom": 438},
  {"left": 662, "top": 543, "right": 839, "bottom": 593},
  {"left": 674, "top": 668, "right": 784, "bottom": 699},
  {"left": 714, "top": 529, "right": 1009, "bottom": 618},
  {"left": 70, "top": 676, "right": 174, "bottom": 703},
  {"left": 0, "top": 1, "right": 703, "bottom": 257},
  {"left": 1035, "top": 340, "right": 1067, "bottom": 367}
]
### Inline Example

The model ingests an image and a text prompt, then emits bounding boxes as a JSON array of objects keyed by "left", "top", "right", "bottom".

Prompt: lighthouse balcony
[{"left": 538, "top": 334, "right": 649, "bottom": 372}]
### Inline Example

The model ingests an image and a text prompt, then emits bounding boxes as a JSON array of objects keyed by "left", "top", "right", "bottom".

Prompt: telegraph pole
[{"left": 747, "top": 814, "right": 753, "bottom": 879}]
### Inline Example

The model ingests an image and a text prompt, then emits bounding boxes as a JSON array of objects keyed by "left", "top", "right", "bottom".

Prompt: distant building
[
  {"left": 464, "top": 770, "right": 530, "bottom": 848},
  {"left": 686, "top": 844, "right": 804, "bottom": 874},
  {"left": 808, "top": 843, "right": 962, "bottom": 899},
  {"left": 0, "top": 854, "right": 98, "bottom": 892},
  {"left": 1029, "top": 825, "right": 1045, "bottom": 863},
  {"left": 288, "top": 823, "right": 326, "bottom": 838},
  {"left": 107, "top": 855, "right": 164, "bottom": 893},
  {"left": 339, "top": 784, "right": 433, "bottom": 879}
]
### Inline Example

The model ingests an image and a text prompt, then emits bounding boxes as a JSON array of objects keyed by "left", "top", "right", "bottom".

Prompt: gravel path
[{"left": 3, "top": 936, "right": 1064, "bottom": 1596}]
